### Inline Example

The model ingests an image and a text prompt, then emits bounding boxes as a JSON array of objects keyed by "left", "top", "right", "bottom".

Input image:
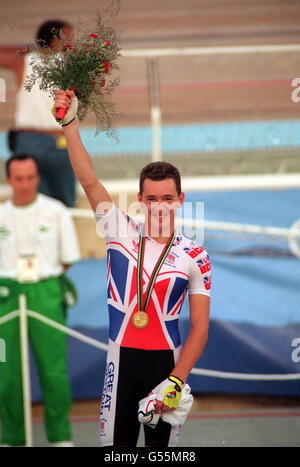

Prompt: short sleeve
[
  {"left": 187, "top": 248, "right": 211, "bottom": 297},
  {"left": 94, "top": 204, "right": 140, "bottom": 244}
]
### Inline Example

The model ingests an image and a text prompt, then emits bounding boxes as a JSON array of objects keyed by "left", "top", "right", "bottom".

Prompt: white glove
[
  {"left": 138, "top": 384, "right": 194, "bottom": 428},
  {"left": 151, "top": 375, "right": 184, "bottom": 410},
  {"left": 138, "top": 394, "right": 160, "bottom": 429}
]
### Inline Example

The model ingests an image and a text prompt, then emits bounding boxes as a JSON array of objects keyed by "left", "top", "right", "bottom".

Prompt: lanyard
[{"left": 137, "top": 227, "right": 175, "bottom": 313}]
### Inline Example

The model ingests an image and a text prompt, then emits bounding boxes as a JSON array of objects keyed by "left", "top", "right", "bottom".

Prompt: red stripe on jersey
[
  {"left": 158, "top": 270, "right": 189, "bottom": 280},
  {"left": 128, "top": 265, "right": 138, "bottom": 307},
  {"left": 107, "top": 258, "right": 111, "bottom": 280},
  {"left": 155, "top": 277, "right": 171, "bottom": 313},
  {"left": 110, "top": 283, "right": 117, "bottom": 302},
  {"left": 107, "top": 241, "right": 150, "bottom": 279},
  {"left": 171, "top": 295, "right": 185, "bottom": 316}
]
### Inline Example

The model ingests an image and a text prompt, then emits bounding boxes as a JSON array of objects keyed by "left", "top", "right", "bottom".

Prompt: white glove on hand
[
  {"left": 138, "top": 394, "right": 160, "bottom": 429},
  {"left": 52, "top": 96, "right": 78, "bottom": 126},
  {"left": 60, "top": 96, "right": 78, "bottom": 126},
  {"left": 151, "top": 375, "right": 184, "bottom": 410}
]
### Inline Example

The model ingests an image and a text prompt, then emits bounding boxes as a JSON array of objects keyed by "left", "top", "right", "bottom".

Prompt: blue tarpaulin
[{"left": 2, "top": 119, "right": 300, "bottom": 159}]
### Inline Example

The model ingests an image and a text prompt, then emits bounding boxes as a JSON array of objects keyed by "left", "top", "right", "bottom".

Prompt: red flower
[
  {"left": 64, "top": 44, "right": 75, "bottom": 51},
  {"left": 104, "top": 60, "right": 109, "bottom": 74},
  {"left": 101, "top": 79, "right": 106, "bottom": 87},
  {"left": 105, "top": 40, "right": 110, "bottom": 46},
  {"left": 89, "top": 33, "right": 98, "bottom": 39}
]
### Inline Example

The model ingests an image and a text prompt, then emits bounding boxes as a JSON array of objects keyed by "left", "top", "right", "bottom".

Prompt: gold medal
[{"left": 132, "top": 311, "right": 149, "bottom": 329}]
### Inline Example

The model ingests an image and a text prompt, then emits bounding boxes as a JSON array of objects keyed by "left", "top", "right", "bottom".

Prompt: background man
[
  {"left": 53, "top": 90, "right": 211, "bottom": 447},
  {"left": 0, "top": 153, "right": 80, "bottom": 446},
  {"left": 0, "top": 20, "right": 76, "bottom": 207}
]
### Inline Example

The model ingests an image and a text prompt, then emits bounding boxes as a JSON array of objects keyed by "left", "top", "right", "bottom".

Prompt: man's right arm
[{"left": 54, "top": 90, "right": 112, "bottom": 213}]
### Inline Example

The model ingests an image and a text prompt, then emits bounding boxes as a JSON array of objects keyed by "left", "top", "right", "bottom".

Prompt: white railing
[
  {"left": 0, "top": 294, "right": 300, "bottom": 447},
  {"left": 2, "top": 174, "right": 300, "bottom": 199},
  {"left": 69, "top": 207, "right": 300, "bottom": 258},
  {"left": 121, "top": 44, "right": 300, "bottom": 58}
]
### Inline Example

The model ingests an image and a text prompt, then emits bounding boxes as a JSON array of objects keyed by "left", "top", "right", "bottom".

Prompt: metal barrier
[{"left": 69, "top": 207, "right": 300, "bottom": 258}]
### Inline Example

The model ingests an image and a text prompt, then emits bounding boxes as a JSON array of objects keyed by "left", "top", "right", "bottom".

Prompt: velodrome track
[
  {"left": 1, "top": 0, "right": 300, "bottom": 131},
  {"left": 15, "top": 406, "right": 300, "bottom": 446}
]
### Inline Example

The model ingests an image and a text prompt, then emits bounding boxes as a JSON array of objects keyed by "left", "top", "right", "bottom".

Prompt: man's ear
[
  {"left": 137, "top": 192, "right": 143, "bottom": 202},
  {"left": 179, "top": 191, "right": 185, "bottom": 206}
]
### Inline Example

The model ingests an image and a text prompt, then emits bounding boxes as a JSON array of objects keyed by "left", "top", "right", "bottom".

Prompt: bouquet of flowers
[{"left": 24, "top": 11, "right": 121, "bottom": 137}]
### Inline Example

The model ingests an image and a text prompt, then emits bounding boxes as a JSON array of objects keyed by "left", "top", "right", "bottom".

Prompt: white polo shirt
[
  {"left": 0, "top": 194, "right": 80, "bottom": 280},
  {"left": 15, "top": 52, "right": 62, "bottom": 130}
]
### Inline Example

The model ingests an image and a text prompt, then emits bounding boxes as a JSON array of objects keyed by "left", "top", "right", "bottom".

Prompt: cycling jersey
[
  {"left": 95, "top": 205, "right": 211, "bottom": 446},
  {"left": 95, "top": 205, "right": 211, "bottom": 351}
]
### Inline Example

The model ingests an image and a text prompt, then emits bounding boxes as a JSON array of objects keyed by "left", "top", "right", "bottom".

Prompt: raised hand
[{"left": 54, "top": 89, "right": 78, "bottom": 126}]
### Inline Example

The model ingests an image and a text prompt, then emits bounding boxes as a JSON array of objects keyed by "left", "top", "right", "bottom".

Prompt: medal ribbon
[{"left": 137, "top": 228, "right": 175, "bottom": 313}]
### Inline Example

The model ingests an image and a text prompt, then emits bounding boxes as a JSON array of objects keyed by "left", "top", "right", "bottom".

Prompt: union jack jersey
[{"left": 95, "top": 205, "right": 211, "bottom": 351}]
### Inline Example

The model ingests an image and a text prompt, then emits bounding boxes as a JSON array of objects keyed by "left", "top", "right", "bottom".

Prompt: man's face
[
  {"left": 6, "top": 159, "right": 40, "bottom": 206},
  {"left": 138, "top": 178, "right": 185, "bottom": 237},
  {"left": 50, "top": 25, "right": 73, "bottom": 51}
]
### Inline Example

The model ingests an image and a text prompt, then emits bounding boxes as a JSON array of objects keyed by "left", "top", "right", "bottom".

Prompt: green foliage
[{"left": 24, "top": 12, "right": 121, "bottom": 138}]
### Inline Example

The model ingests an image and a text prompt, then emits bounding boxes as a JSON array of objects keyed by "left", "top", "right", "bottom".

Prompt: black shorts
[{"left": 100, "top": 340, "right": 183, "bottom": 447}]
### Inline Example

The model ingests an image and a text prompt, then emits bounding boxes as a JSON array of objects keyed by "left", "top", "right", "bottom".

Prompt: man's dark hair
[
  {"left": 6, "top": 154, "right": 40, "bottom": 177},
  {"left": 139, "top": 161, "right": 182, "bottom": 195},
  {"left": 36, "top": 20, "right": 71, "bottom": 48}
]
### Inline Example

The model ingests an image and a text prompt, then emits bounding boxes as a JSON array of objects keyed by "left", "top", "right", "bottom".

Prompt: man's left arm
[
  {"left": 153, "top": 293, "right": 210, "bottom": 412},
  {"left": 171, "top": 293, "right": 210, "bottom": 382}
]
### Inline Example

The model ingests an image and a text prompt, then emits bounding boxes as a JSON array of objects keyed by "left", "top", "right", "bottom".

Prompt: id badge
[{"left": 17, "top": 255, "right": 39, "bottom": 283}]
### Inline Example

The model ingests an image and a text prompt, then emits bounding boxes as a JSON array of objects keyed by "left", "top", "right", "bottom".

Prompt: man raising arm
[
  {"left": 54, "top": 90, "right": 211, "bottom": 447},
  {"left": 54, "top": 90, "right": 111, "bottom": 212}
]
